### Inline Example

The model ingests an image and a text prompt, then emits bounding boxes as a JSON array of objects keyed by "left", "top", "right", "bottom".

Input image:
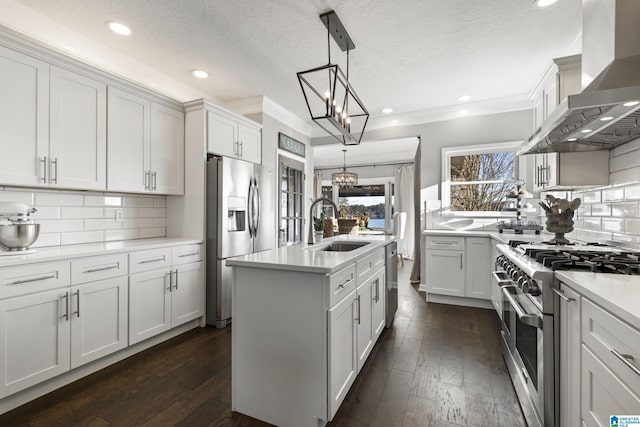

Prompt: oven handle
[
  {"left": 491, "top": 271, "right": 513, "bottom": 287},
  {"left": 501, "top": 286, "right": 543, "bottom": 329}
]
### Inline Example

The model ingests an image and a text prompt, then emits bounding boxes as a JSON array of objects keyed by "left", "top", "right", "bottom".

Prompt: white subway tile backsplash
[
  {"left": 154, "top": 218, "right": 166, "bottom": 227},
  {"left": 139, "top": 207, "right": 166, "bottom": 218},
  {"left": 61, "top": 231, "right": 104, "bottom": 245},
  {"left": 576, "top": 218, "right": 601, "bottom": 229},
  {"left": 581, "top": 191, "right": 601, "bottom": 204},
  {"left": 84, "top": 195, "right": 123, "bottom": 207},
  {"left": 31, "top": 233, "right": 61, "bottom": 248},
  {"left": 611, "top": 168, "right": 640, "bottom": 186},
  {"left": 591, "top": 204, "right": 611, "bottom": 216},
  {"left": 611, "top": 202, "right": 640, "bottom": 218},
  {"left": 602, "top": 188, "right": 624, "bottom": 202},
  {"left": 0, "top": 190, "right": 34, "bottom": 205},
  {"left": 624, "top": 219, "right": 640, "bottom": 235},
  {"left": 124, "top": 196, "right": 155, "bottom": 208},
  {"left": 154, "top": 198, "right": 166, "bottom": 208},
  {"left": 625, "top": 184, "right": 640, "bottom": 200},
  {"left": 577, "top": 204, "right": 591, "bottom": 217},
  {"left": 123, "top": 218, "right": 154, "bottom": 229},
  {"left": 30, "top": 206, "right": 60, "bottom": 220},
  {"left": 61, "top": 207, "right": 103, "bottom": 219},
  {"left": 576, "top": 230, "right": 612, "bottom": 243},
  {"left": 38, "top": 219, "right": 83, "bottom": 233},
  {"left": 104, "top": 207, "right": 139, "bottom": 219},
  {"left": 84, "top": 219, "right": 123, "bottom": 231},
  {"left": 34, "top": 191, "right": 83, "bottom": 206},
  {"left": 602, "top": 218, "right": 624, "bottom": 232},
  {"left": 105, "top": 229, "right": 139, "bottom": 241},
  {"left": 612, "top": 138, "right": 640, "bottom": 156},
  {"left": 139, "top": 227, "right": 165, "bottom": 238}
]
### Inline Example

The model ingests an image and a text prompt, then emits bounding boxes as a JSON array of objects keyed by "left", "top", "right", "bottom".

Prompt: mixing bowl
[{"left": 0, "top": 223, "right": 40, "bottom": 251}]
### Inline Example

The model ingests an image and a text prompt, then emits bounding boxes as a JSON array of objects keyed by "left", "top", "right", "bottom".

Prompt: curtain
[
  {"left": 394, "top": 164, "right": 415, "bottom": 259},
  {"left": 313, "top": 171, "right": 323, "bottom": 200}
]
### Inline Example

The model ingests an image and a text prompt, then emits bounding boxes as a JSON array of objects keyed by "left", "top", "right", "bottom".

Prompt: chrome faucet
[{"left": 308, "top": 197, "right": 339, "bottom": 244}]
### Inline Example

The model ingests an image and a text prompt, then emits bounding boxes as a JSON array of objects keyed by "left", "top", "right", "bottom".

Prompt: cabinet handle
[
  {"left": 61, "top": 292, "right": 69, "bottom": 321},
  {"left": 139, "top": 257, "right": 165, "bottom": 264},
  {"left": 40, "top": 157, "right": 48, "bottom": 183},
  {"left": 84, "top": 264, "right": 119, "bottom": 273},
  {"left": 375, "top": 278, "right": 380, "bottom": 303},
  {"left": 611, "top": 348, "right": 640, "bottom": 376},
  {"left": 552, "top": 288, "right": 575, "bottom": 303},
  {"left": 178, "top": 252, "right": 199, "bottom": 258},
  {"left": 144, "top": 170, "right": 150, "bottom": 191},
  {"left": 355, "top": 295, "right": 361, "bottom": 325},
  {"left": 460, "top": 253, "right": 463, "bottom": 269},
  {"left": 152, "top": 171, "right": 157, "bottom": 191},
  {"left": 10, "top": 274, "right": 57, "bottom": 285},
  {"left": 174, "top": 269, "right": 179, "bottom": 290},
  {"left": 239, "top": 141, "right": 244, "bottom": 157},
  {"left": 433, "top": 241, "right": 456, "bottom": 246},
  {"left": 166, "top": 270, "right": 172, "bottom": 292},
  {"left": 73, "top": 289, "right": 80, "bottom": 318},
  {"left": 51, "top": 157, "right": 58, "bottom": 184}
]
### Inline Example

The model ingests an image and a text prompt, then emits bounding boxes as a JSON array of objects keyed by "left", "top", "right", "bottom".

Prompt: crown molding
[{"left": 225, "top": 96, "right": 313, "bottom": 137}]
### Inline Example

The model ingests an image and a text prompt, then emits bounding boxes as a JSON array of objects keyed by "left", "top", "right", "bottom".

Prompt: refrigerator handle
[
  {"left": 247, "top": 180, "right": 254, "bottom": 238},
  {"left": 254, "top": 178, "right": 260, "bottom": 235}
]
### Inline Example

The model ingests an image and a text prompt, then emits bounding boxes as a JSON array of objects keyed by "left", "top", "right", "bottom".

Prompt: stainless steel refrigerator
[{"left": 206, "top": 155, "right": 275, "bottom": 328}]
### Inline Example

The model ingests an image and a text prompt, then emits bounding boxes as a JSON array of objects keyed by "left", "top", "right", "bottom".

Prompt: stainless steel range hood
[{"left": 518, "top": 0, "right": 640, "bottom": 155}]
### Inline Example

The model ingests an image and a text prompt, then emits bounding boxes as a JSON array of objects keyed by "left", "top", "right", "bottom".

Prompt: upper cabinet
[
  {"left": 208, "top": 107, "right": 262, "bottom": 164},
  {"left": 107, "top": 87, "right": 184, "bottom": 195},
  {"left": 0, "top": 46, "right": 49, "bottom": 187}
]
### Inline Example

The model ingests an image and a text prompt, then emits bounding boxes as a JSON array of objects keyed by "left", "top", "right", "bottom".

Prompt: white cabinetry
[
  {"left": 0, "top": 45, "right": 49, "bottom": 187},
  {"left": 328, "top": 288, "right": 357, "bottom": 418},
  {"left": 107, "top": 87, "right": 184, "bottom": 195},
  {"left": 49, "top": 66, "right": 107, "bottom": 190},
  {"left": 129, "top": 245, "right": 203, "bottom": 344},
  {"left": 424, "top": 235, "right": 491, "bottom": 303},
  {"left": 557, "top": 283, "right": 581, "bottom": 427},
  {"left": 207, "top": 108, "right": 261, "bottom": 164}
]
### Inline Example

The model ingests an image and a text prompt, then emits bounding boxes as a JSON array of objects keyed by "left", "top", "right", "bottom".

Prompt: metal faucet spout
[{"left": 308, "top": 197, "right": 339, "bottom": 244}]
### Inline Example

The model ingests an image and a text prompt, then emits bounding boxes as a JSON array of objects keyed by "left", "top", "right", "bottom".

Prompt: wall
[
  {"left": 0, "top": 187, "right": 166, "bottom": 248},
  {"left": 565, "top": 138, "right": 640, "bottom": 243},
  {"left": 316, "top": 164, "right": 397, "bottom": 182}
]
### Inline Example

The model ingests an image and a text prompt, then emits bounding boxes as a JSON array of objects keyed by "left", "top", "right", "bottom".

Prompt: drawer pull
[
  {"left": 611, "top": 348, "right": 640, "bottom": 376},
  {"left": 178, "top": 252, "right": 199, "bottom": 258},
  {"left": 433, "top": 241, "right": 456, "bottom": 245},
  {"left": 61, "top": 292, "right": 69, "bottom": 321},
  {"left": 337, "top": 274, "right": 353, "bottom": 289},
  {"left": 139, "top": 257, "right": 165, "bottom": 264},
  {"left": 73, "top": 290, "right": 80, "bottom": 318},
  {"left": 10, "top": 274, "right": 57, "bottom": 285},
  {"left": 552, "top": 288, "right": 575, "bottom": 303},
  {"left": 84, "top": 264, "right": 120, "bottom": 274}
]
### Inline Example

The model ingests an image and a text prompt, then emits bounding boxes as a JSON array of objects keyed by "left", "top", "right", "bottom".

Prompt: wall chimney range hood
[{"left": 518, "top": 0, "right": 640, "bottom": 155}]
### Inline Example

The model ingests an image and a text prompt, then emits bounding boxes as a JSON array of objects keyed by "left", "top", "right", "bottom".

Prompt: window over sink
[{"left": 442, "top": 141, "right": 521, "bottom": 213}]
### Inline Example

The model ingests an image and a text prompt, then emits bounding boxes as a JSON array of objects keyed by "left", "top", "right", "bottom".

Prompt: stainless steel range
[{"left": 494, "top": 239, "right": 640, "bottom": 427}]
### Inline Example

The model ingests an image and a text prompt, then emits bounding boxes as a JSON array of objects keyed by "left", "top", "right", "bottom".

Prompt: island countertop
[{"left": 226, "top": 234, "right": 396, "bottom": 274}]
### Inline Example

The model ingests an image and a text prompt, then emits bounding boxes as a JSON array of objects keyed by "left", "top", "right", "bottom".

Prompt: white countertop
[
  {"left": 423, "top": 228, "right": 555, "bottom": 244},
  {"left": 0, "top": 238, "right": 202, "bottom": 267},
  {"left": 556, "top": 271, "right": 640, "bottom": 331},
  {"left": 226, "top": 234, "right": 396, "bottom": 274}
]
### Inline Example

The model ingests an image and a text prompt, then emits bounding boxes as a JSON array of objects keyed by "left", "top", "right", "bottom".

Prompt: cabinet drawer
[
  {"left": 357, "top": 248, "right": 384, "bottom": 285},
  {"left": 426, "top": 236, "right": 464, "bottom": 250},
  {"left": 0, "top": 261, "right": 70, "bottom": 299},
  {"left": 129, "top": 248, "right": 172, "bottom": 274},
  {"left": 582, "top": 298, "right": 640, "bottom": 395},
  {"left": 71, "top": 253, "right": 128, "bottom": 285},
  {"left": 172, "top": 244, "right": 203, "bottom": 265},
  {"left": 329, "top": 264, "right": 356, "bottom": 308}
]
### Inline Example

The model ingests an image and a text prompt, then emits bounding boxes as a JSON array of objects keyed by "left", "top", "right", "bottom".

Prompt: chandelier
[
  {"left": 332, "top": 149, "right": 358, "bottom": 187},
  {"left": 297, "top": 10, "right": 369, "bottom": 145}
]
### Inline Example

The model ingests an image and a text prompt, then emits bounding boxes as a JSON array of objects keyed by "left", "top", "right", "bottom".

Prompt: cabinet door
[
  {"left": 425, "top": 249, "right": 465, "bottom": 297},
  {"left": 0, "top": 46, "right": 49, "bottom": 187},
  {"left": 171, "top": 261, "right": 204, "bottom": 327},
  {"left": 465, "top": 237, "right": 490, "bottom": 300},
  {"left": 558, "top": 284, "right": 581, "bottom": 427},
  {"left": 150, "top": 103, "right": 184, "bottom": 195},
  {"left": 0, "top": 288, "right": 70, "bottom": 398},
  {"left": 107, "top": 87, "right": 151, "bottom": 193},
  {"left": 356, "top": 280, "right": 373, "bottom": 372},
  {"left": 532, "top": 154, "right": 546, "bottom": 192},
  {"left": 129, "top": 269, "right": 171, "bottom": 345},
  {"left": 371, "top": 270, "right": 386, "bottom": 342},
  {"left": 544, "top": 153, "right": 558, "bottom": 189},
  {"left": 70, "top": 277, "right": 128, "bottom": 369},
  {"left": 49, "top": 67, "right": 106, "bottom": 190},
  {"left": 581, "top": 345, "right": 640, "bottom": 426},
  {"left": 328, "top": 289, "right": 357, "bottom": 420},
  {"left": 207, "top": 111, "right": 237, "bottom": 158},
  {"left": 238, "top": 123, "right": 261, "bottom": 164}
]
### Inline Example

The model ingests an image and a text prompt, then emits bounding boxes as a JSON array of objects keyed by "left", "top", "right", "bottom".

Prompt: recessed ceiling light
[
  {"left": 536, "top": 0, "right": 558, "bottom": 7},
  {"left": 623, "top": 101, "right": 640, "bottom": 107},
  {"left": 191, "top": 69, "right": 209, "bottom": 79},
  {"left": 457, "top": 95, "right": 471, "bottom": 102},
  {"left": 107, "top": 21, "right": 131, "bottom": 36},
  {"left": 382, "top": 108, "right": 393, "bottom": 114},
  {"left": 600, "top": 116, "right": 614, "bottom": 121},
  {"left": 581, "top": 129, "right": 592, "bottom": 133},
  {"left": 567, "top": 137, "right": 578, "bottom": 141}
]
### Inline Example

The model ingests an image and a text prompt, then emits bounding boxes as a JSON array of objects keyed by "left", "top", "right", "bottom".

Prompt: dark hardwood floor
[{"left": 0, "top": 260, "right": 526, "bottom": 427}]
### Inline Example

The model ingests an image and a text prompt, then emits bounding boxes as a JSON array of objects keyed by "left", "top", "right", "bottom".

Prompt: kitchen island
[{"left": 226, "top": 235, "right": 395, "bottom": 427}]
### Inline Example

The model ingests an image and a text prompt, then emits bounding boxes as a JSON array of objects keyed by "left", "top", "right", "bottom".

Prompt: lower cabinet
[
  {"left": 557, "top": 283, "right": 581, "bottom": 427},
  {"left": 424, "top": 249, "right": 465, "bottom": 296},
  {"left": 465, "top": 237, "right": 490, "bottom": 299}
]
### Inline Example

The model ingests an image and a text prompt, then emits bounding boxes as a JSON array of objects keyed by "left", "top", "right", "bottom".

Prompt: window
[
  {"left": 323, "top": 183, "right": 393, "bottom": 231},
  {"left": 442, "top": 141, "right": 520, "bottom": 213},
  {"left": 279, "top": 155, "right": 305, "bottom": 245}
]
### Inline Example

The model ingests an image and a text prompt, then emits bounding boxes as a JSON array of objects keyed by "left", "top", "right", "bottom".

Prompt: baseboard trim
[
  {"left": 425, "top": 293, "right": 494, "bottom": 310},
  {"left": 0, "top": 319, "right": 203, "bottom": 415}
]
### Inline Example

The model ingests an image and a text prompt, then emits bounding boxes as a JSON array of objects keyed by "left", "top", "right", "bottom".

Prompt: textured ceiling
[{"left": 9, "top": 0, "right": 582, "bottom": 136}]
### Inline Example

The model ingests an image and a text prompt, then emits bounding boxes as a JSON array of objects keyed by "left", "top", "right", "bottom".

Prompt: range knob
[
  {"left": 523, "top": 279, "right": 541, "bottom": 296},
  {"left": 510, "top": 267, "right": 521, "bottom": 282}
]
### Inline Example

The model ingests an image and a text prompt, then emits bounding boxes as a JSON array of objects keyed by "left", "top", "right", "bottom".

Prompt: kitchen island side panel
[{"left": 231, "top": 266, "right": 328, "bottom": 427}]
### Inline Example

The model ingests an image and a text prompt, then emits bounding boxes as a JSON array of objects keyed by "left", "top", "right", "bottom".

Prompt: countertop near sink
[
  {"left": 226, "top": 234, "right": 396, "bottom": 274},
  {"left": 423, "top": 229, "right": 555, "bottom": 244},
  {"left": 0, "top": 237, "right": 202, "bottom": 268}
]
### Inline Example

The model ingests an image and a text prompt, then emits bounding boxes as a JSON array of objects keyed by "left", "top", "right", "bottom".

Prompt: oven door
[
  {"left": 491, "top": 271, "right": 511, "bottom": 320},
  {"left": 502, "top": 286, "right": 545, "bottom": 424}
]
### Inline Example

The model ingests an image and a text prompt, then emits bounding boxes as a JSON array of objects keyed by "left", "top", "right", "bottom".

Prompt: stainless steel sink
[{"left": 313, "top": 241, "right": 370, "bottom": 252}]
